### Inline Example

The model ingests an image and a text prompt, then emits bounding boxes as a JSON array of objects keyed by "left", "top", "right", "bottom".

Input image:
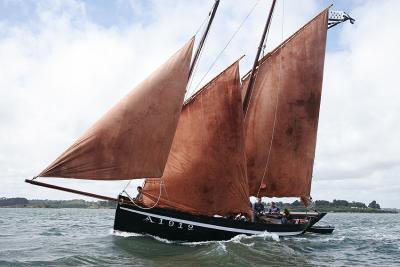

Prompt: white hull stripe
[{"left": 120, "top": 206, "right": 303, "bottom": 236}]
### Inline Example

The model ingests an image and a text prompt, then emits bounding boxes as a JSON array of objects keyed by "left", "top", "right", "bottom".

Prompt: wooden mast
[
  {"left": 243, "top": 0, "right": 277, "bottom": 114},
  {"left": 188, "top": 0, "right": 220, "bottom": 81}
]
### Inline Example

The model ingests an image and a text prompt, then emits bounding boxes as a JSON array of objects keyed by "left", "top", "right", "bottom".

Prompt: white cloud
[
  {"left": 313, "top": 0, "right": 400, "bottom": 208},
  {"left": 0, "top": 0, "right": 398, "bottom": 208}
]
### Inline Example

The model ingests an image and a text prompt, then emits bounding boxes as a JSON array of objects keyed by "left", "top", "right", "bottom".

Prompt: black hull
[
  {"left": 307, "top": 225, "right": 335, "bottom": 234},
  {"left": 291, "top": 212, "right": 327, "bottom": 230},
  {"left": 113, "top": 201, "right": 309, "bottom": 242},
  {"left": 291, "top": 212, "right": 326, "bottom": 226},
  {"left": 309, "top": 212, "right": 327, "bottom": 227}
]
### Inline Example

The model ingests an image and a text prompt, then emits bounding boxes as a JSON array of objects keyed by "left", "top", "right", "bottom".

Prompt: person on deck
[
  {"left": 281, "top": 208, "right": 293, "bottom": 224},
  {"left": 135, "top": 186, "right": 143, "bottom": 202},
  {"left": 267, "top": 202, "right": 281, "bottom": 214},
  {"left": 253, "top": 197, "right": 265, "bottom": 215}
]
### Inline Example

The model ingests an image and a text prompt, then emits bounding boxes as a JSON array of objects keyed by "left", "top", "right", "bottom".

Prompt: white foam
[
  {"left": 110, "top": 229, "right": 177, "bottom": 243},
  {"left": 111, "top": 229, "right": 144, "bottom": 237},
  {"left": 111, "top": 228, "right": 280, "bottom": 245},
  {"left": 217, "top": 242, "right": 227, "bottom": 252},
  {"left": 182, "top": 240, "right": 218, "bottom": 246},
  {"left": 181, "top": 231, "right": 279, "bottom": 247},
  {"left": 150, "top": 235, "right": 175, "bottom": 244},
  {"left": 229, "top": 231, "right": 280, "bottom": 242}
]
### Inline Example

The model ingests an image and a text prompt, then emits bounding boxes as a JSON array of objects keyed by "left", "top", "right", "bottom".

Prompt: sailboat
[{"left": 26, "top": 1, "right": 354, "bottom": 242}]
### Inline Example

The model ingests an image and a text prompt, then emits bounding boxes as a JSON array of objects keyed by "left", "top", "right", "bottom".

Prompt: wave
[
  {"left": 180, "top": 231, "right": 280, "bottom": 246},
  {"left": 111, "top": 228, "right": 280, "bottom": 246},
  {"left": 111, "top": 229, "right": 144, "bottom": 238}
]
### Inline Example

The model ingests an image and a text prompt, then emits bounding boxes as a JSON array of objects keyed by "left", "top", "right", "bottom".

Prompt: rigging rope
[
  {"left": 257, "top": 0, "right": 284, "bottom": 198},
  {"left": 195, "top": 8, "right": 212, "bottom": 36},
  {"left": 121, "top": 178, "right": 164, "bottom": 210},
  {"left": 120, "top": 179, "right": 132, "bottom": 193},
  {"left": 188, "top": 0, "right": 262, "bottom": 97}
]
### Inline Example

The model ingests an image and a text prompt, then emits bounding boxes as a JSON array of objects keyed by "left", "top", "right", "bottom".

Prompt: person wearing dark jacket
[
  {"left": 281, "top": 208, "right": 293, "bottom": 224},
  {"left": 254, "top": 197, "right": 265, "bottom": 215}
]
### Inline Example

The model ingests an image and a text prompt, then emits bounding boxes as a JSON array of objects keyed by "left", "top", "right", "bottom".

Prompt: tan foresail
[
  {"left": 243, "top": 9, "right": 329, "bottom": 197},
  {"left": 142, "top": 62, "right": 252, "bottom": 217},
  {"left": 39, "top": 38, "right": 194, "bottom": 180}
]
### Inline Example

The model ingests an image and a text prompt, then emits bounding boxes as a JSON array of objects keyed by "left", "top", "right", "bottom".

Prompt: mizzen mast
[{"left": 242, "top": 0, "right": 277, "bottom": 114}]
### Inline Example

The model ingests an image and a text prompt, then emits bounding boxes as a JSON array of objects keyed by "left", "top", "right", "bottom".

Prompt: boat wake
[
  {"left": 111, "top": 228, "right": 280, "bottom": 246},
  {"left": 111, "top": 229, "right": 176, "bottom": 244},
  {"left": 111, "top": 229, "right": 144, "bottom": 238},
  {"left": 230, "top": 231, "right": 280, "bottom": 242}
]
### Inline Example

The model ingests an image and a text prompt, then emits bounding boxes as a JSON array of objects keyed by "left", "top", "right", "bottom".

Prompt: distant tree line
[
  {"left": 0, "top": 197, "right": 29, "bottom": 206},
  {"left": 288, "top": 199, "right": 379, "bottom": 209},
  {"left": 263, "top": 199, "right": 391, "bottom": 213},
  {"left": 0, "top": 197, "right": 115, "bottom": 208}
]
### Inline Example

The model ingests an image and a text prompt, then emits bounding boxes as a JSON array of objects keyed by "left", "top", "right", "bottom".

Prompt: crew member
[
  {"left": 281, "top": 208, "right": 293, "bottom": 224},
  {"left": 254, "top": 197, "right": 265, "bottom": 215},
  {"left": 135, "top": 186, "right": 143, "bottom": 202},
  {"left": 267, "top": 202, "right": 280, "bottom": 214}
]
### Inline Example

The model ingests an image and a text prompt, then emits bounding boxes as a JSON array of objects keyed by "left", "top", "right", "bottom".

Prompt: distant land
[
  {"left": 275, "top": 199, "right": 398, "bottom": 213},
  {"left": 0, "top": 197, "right": 115, "bottom": 209},
  {"left": 0, "top": 197, "right": 398, "bottom": 213}
]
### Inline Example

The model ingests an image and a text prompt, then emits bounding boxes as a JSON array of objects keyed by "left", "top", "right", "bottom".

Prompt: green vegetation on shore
[
  {"left": 273, "top": 199, "right": 398, "bottom": 213},
  {"left": 0, "top": 197, "right": 115, "bottom": 209}
]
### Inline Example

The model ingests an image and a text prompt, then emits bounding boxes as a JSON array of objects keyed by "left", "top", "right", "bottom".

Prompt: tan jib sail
[
  {"left": 38, "top": 38, "right": 194, "bottom": 180},
  {"left": 242, "top": 9, "right": 329, "bottom": 197},
  {"left": 142, "top": 62, "right": 252, "bottom": 217}
]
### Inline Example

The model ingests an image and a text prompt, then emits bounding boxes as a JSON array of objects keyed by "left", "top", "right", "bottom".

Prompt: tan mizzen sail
[
  {"left": 242, "top": 9, "right": 329, "bottom": 197},
  {"left": 142, "top": 62, "right": 252, "bottom": 217},
  {"left": 38, "top": 38, "right": 194, "bottom": 180}
]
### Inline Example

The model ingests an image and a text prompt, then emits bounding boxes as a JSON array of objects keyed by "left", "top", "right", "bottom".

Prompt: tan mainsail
[
  {"left": 142, "top": 62, "right": 252, "bottom": 217},
  {"left": 242, "top": 9, "right": 329, "bottom": 197},
  {"left": 39, "top": 38, "right": 194, "bottom": 180}
]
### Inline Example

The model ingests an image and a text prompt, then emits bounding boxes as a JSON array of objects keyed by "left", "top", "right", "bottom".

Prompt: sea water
[{"left": 0, "top": 208, "right": 399, "bottom": 266}]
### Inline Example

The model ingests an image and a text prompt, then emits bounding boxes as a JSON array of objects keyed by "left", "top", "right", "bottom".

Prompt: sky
[{"left": 0, "top": 0, "right": 399, "bottom": 208}]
